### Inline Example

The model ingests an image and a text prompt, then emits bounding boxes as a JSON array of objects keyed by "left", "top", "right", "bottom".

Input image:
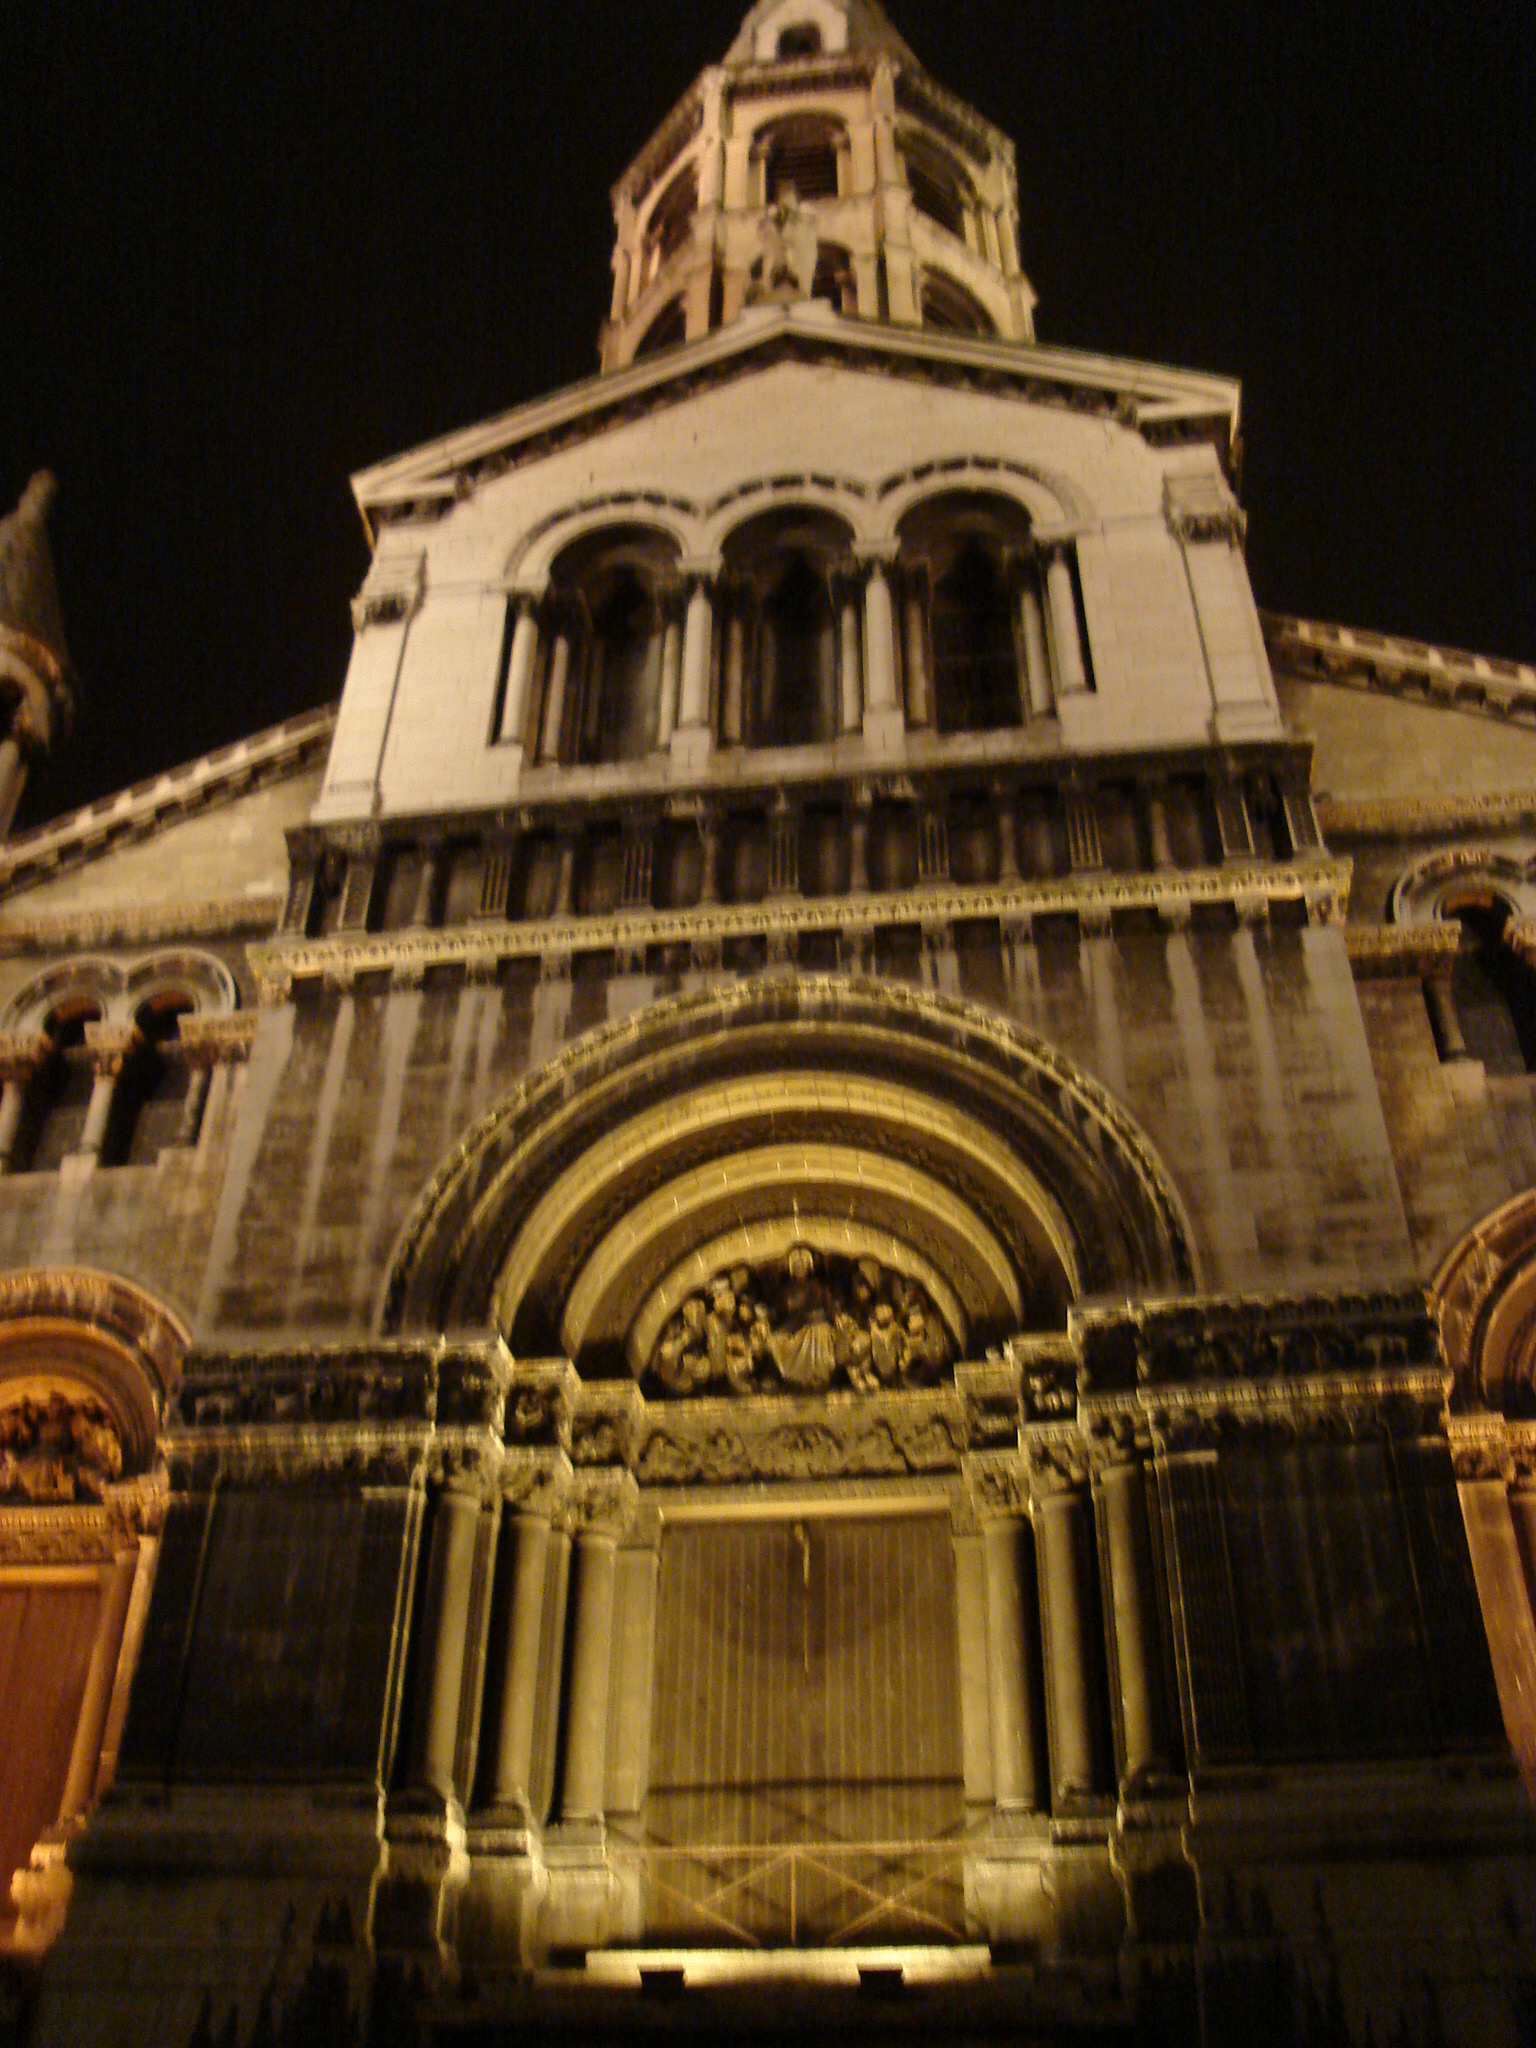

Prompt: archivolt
[{"left": 382, "top": 977, "right": 1197, "bottom": 1364}]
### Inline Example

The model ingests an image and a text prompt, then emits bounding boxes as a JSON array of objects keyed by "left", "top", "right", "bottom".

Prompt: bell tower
[{"left": 602, "top": 0, "right": 1036, "bottom": 370}]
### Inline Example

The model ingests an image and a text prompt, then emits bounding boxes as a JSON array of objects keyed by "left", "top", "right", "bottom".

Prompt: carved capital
[
  {"left": 501, "top": 1447, "right": 573, "bottom": 1518},
  {"left": 954, "top": 1356, "right": 1021, "bottom": 1448},
  {"left": 1447, "top": 1412, "right": 1514, "bottom": 1486},
  {"left": 83, "top": 1021, "right": 141, "bottom": 1076},
  {"left": 504, "top": 1358, "right": 580, "bottom": 1451},
  {"left": 963, "top": 1448, "right": 1031, "bottom": 1520},
  {"left": 0, "top": 1028, "right": 51, "bottom": 1083},
  {"left": 1024, "top": 1426, "right": 1091, "bottom": 1499},
  {"left": 571, "top": 1381, "right": 644, "bottom": 1469},
  {"left": 568, "top": 1466, "right": 639, "bottom": 1540},
  {"left": 176, "top": 1012, "right": 257, "bottom": 1068}
]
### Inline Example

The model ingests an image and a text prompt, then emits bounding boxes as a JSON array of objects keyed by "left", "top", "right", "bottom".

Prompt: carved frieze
[
  {"left": 644, "top": 1243, "right": 953, "bottom": 1399},
  {"left": 635, "top": 1392, "right": 965, "bottom": 1487},
  {"left": 962, "top": 1448, "right": 1031, "bottom": 1519}
]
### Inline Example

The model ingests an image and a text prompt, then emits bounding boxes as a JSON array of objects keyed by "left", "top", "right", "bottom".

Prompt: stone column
[
  {"left": 656, "top": 597, "right": 684, "bottom": 750},
  {"left": 720, "top": 602, "right": 746, "bottom": 747},
  {"left": 77, "top": 1023, "right": 141, "bottom": 1163},
  {"left": 0, "top": 1030, "right": 48, "bottom": 1172},
  {"left": 59, "top": 1545, "right": 139, "bottom": 1822},
  {"left": 410, "top": 839, "right": 446, "bottom": 928},
  {"left": 860, "top": 554, "right": 904, "bottom": 749},
  {"left": 670, "top": 571, "right": 715, "bottom": 770},
  {"left": 847, "top": 790, "right": 872, "bottom": 895},
  {"left": 994, "top": 783, "right": 1020, "bottom": 882},
  {"left": 498, "top": 597, "right": 541, "bottom": 747},
  {"left": 557, "top": 1473, "right": 638, "bottom": 1829},
  {"left": 1425, "top": 974, "right": 1470, "bottom": 1061},
  {"left": 1093, "top": 1453, "right": 1170, "bottom": 1787},
  {"left": 1032, "top": 1460, "right": 1104, "bottom": 1803},
  {"left": 1144, "top": 782, "right": 1176, "bottom": 871},
  {"left": 902, "top": 578, "right": 933, "bottom": 729},
  {"left": 1044, "top": 546, "right": 1087, "bottom": 696},
  {"left": 967, "top": 1459, "right": 1045, "bottom": 1813},
  {"left": 839, "top": 584, "right": 864, "bottom": 734},
  {"left": 698, "top": 812, "right": 722, "bottom": 905},
  {"left": 407, "top": 1479, "right": 494, "bottom": 1804},
  {"left": 1019, "top": 574, "right": 1052, "bottom": 718},
  {"left": 538, "top": 626, "right": 573, "bottom": 764},
  {"left": 484, "top": 1463, "right": 568, "bottom": 1820}
]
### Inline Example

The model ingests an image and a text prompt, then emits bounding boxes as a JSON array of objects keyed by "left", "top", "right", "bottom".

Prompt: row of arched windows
[
  {"left": 498, "top": 494, "right": 1090, "bottom": 767},
  {"left": 0, "top": 957, "right": 236, "bottom": 1174}
]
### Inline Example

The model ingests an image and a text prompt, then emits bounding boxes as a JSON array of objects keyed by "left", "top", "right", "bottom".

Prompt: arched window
[
  {"left": 777, "top": 22, "right": 822, "bottom": 57},
  {"left": 902, "top": 136, "right": 972, "bottom": 241},
  {"left": 635, "top": 296, "right": 687, "bottom": 359},
  {"left": 118, "top": 995, "right": 197, "bottom": 1165},
  {"left": 759, "top": 116, "right": 845, "bottom": 204},
  {"left": 644, "top": 161, "right": 698, "bottom": 281},
  {"left": 918, "top": 270, "right": 994, "bottom": 337},
  {"left": 19, "top": 1004, "right": 100, "bottom": 1172},
  {"left": 721, "top": 508, "right": 851, "bottom": 750},
  {"left": 897, "top": 492, "right": 1035, "bottom": 733},
  {"left": 1439, "top": 900, "right": 1536, "bottom": 1074},
  {"left": 930, "top": 540, "right": 1019, "bottom": 733},
  {"left": 811, "top": 241, "right": 856, "bottom": 314},
  {"left": 549, "top": 527, "right": 681, "bottom": 766}
]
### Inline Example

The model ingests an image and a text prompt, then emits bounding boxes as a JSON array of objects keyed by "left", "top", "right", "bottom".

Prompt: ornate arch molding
[
  {"left": 0, "top": 1268, "right": 188, "bottom": 1499},
  {"left": 381, "top": 976, "right": 1197, "bottom": 1364},
  {"left": 1391, "top": 843, "right": 1536, "bottom": 930},
  {"left": 1435, "top": 1191, "right": 1536, "bottom": 1418},
  {"left": 2, "top": 950, "right": 237, "bottom": 1033}
]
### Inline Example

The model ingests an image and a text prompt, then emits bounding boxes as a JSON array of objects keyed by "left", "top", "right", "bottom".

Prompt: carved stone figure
[
  {"left": 0, "top": 1390, "right": 123, "bottom": 1502},
  {"left": 643, "top": 1243, "right": 955, "bottom": 1397},
  {"left": 746, "top": 188, "right": 820, "bottom": 304}
]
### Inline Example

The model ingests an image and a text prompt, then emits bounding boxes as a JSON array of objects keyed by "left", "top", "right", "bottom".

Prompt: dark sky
[{"left": 3, "top": 0, "right": 1533, "bottom": 829}]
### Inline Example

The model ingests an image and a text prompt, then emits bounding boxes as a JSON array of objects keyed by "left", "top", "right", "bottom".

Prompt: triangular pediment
[{"left": 350, "top": 306, "right": 1242, "bottom": 520}]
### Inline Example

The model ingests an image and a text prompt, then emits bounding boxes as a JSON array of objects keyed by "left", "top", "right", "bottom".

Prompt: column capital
[
  {"left": 568, "top": 1466, "right": 639, "bottom": 1541},
  {"left": 500, "top": 1446, "right": 574, "bottom": 1519},
  {"left": 677, "top": 556, "right": 724, "bottom": 584},
  {"left": 963, "top": 1449, "right": 1031, "bottom": 1520},
  {"left": 176, "top": 1012, "right": 258, "bottom": 1069},
  {"left": 852, "top": 539, "right": 900, "bottom": 570},
  {"left": 83, "top": 1021, "right": 142, "bottom": 1077},
  {"left": 1024, "top": 1429, "right": 1091, "bottom": 1502},
  {"left": 0, "top": 1028, "right": 52, "bottom": 1083}
]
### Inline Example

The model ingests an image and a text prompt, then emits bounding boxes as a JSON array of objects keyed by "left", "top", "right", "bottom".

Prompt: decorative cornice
[
  {"left": 1318, "top": 792, "right": 1536, "bottom": 840},
  {"left": 176, "top": 1012, "right": 258, "bottom": 1066},
  {"left": 1343, "top": 923, "right": 1462, "bottom": 978},
  {"left": 1072, "top": 1286, "right": 1439, "bottom": 1395},
  {"left": 0, "top": 711, "right": 332, "bottom": 905},
  {"left": 1264, "top": 612, "right": 1536, "bottom": 728},
  {"left": 249, "top": 857, "right": 1352, "bottom": 999},
  {"left": 1144, "top": 1369, "right": 1450, "bottom": 1452}
]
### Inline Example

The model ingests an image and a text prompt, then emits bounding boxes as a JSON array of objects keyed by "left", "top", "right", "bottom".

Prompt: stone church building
[{"left": 2, "top": 4, "right": 1535, "bottom": 2042}]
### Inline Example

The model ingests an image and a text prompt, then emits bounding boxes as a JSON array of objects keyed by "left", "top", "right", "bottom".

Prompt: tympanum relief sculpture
[
  {"left": 0, "top": 1388, "right": 124, "bottom": 1503},
  {"left": 645, "top": 1243, "right": 956, "bottom": 1397}
]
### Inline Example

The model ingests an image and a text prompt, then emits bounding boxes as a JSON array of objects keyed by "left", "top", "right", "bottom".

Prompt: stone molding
[
  {"left": 1318, "top": 792, "right": 1536, "bottom": 840},
  {"left": 1433, "top": 1190, "right": 1536, "bottom": 1417},
  {"left": 148, "top": 1287, "right": 1462, "bottom": 1495},
  {"left": 1263, "top": 610, "right": 1536, "bottom": 731},
  {"left": 1389, "top": 842, "right": 1536, "bottom": 929},
  {"left": 0, "top": 1471, "right": 166, "bottom": 1566},
  {"left": 250, "top": 858, "right": 1352, "bottom": 999},
  {"left": 0, "top": 894, "right": 285, "bottom": 956},
  {"left": 1343, "top": 922, "right": 1462, "bottom": 978},
  {"left": 176, "top": 1012, "right": 259, "bottom": 1066}
]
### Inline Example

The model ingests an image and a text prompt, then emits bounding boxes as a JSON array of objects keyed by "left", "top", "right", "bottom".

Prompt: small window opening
[
  {"left": 120, "top": 997, "right": 196, "bottom": 1165},
  {"left": 919, "top": 270, "right": 993, "bottom": 336},
  {"left": 759, "top": 555, "right": 837, "bottom": 748},
  {"left": 1441, "top": 900, "right": 1536, "bottom": 1075},
  {"left": 904, "top": 143, "right": 969, "bottom": 239},
  {"left": 647, "top": 162, "right": 698, "bottom": 272},
  {"left": 811, "top": 243, "right": 856, "bottom": 315},
  {"left": 777, "top": 23, "right": 822, "bottom": 57},
  {"left": 765, "top": 123, "right": 842, "bottom": 204},
  {"left": 635, "top": 297, "right": 687, "bottom": 358}
]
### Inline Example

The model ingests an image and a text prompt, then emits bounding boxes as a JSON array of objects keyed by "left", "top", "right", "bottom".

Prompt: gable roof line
[
  {"left": 0, "top": 703, "right": 336, "bottom": 903},
  {"left": 350, "top": 304, "right": 1242, "bottom": 509},
  {"left": 1262, "top": 611, "right": 1536, "bottom": 731}
]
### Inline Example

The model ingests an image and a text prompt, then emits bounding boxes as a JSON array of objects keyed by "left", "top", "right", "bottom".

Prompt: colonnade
[{"left": 498, "top": 535, "right": 1090, "bottom": 768}]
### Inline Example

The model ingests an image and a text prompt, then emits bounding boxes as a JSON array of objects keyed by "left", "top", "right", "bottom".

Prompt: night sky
[{"left": 3, "top": 0, "right": 1533, "bottom": 829}]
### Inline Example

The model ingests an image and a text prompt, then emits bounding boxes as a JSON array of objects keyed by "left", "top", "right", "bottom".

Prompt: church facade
[{"left": 2, "top": 5, "right": 1536, "bottom": 2044}]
